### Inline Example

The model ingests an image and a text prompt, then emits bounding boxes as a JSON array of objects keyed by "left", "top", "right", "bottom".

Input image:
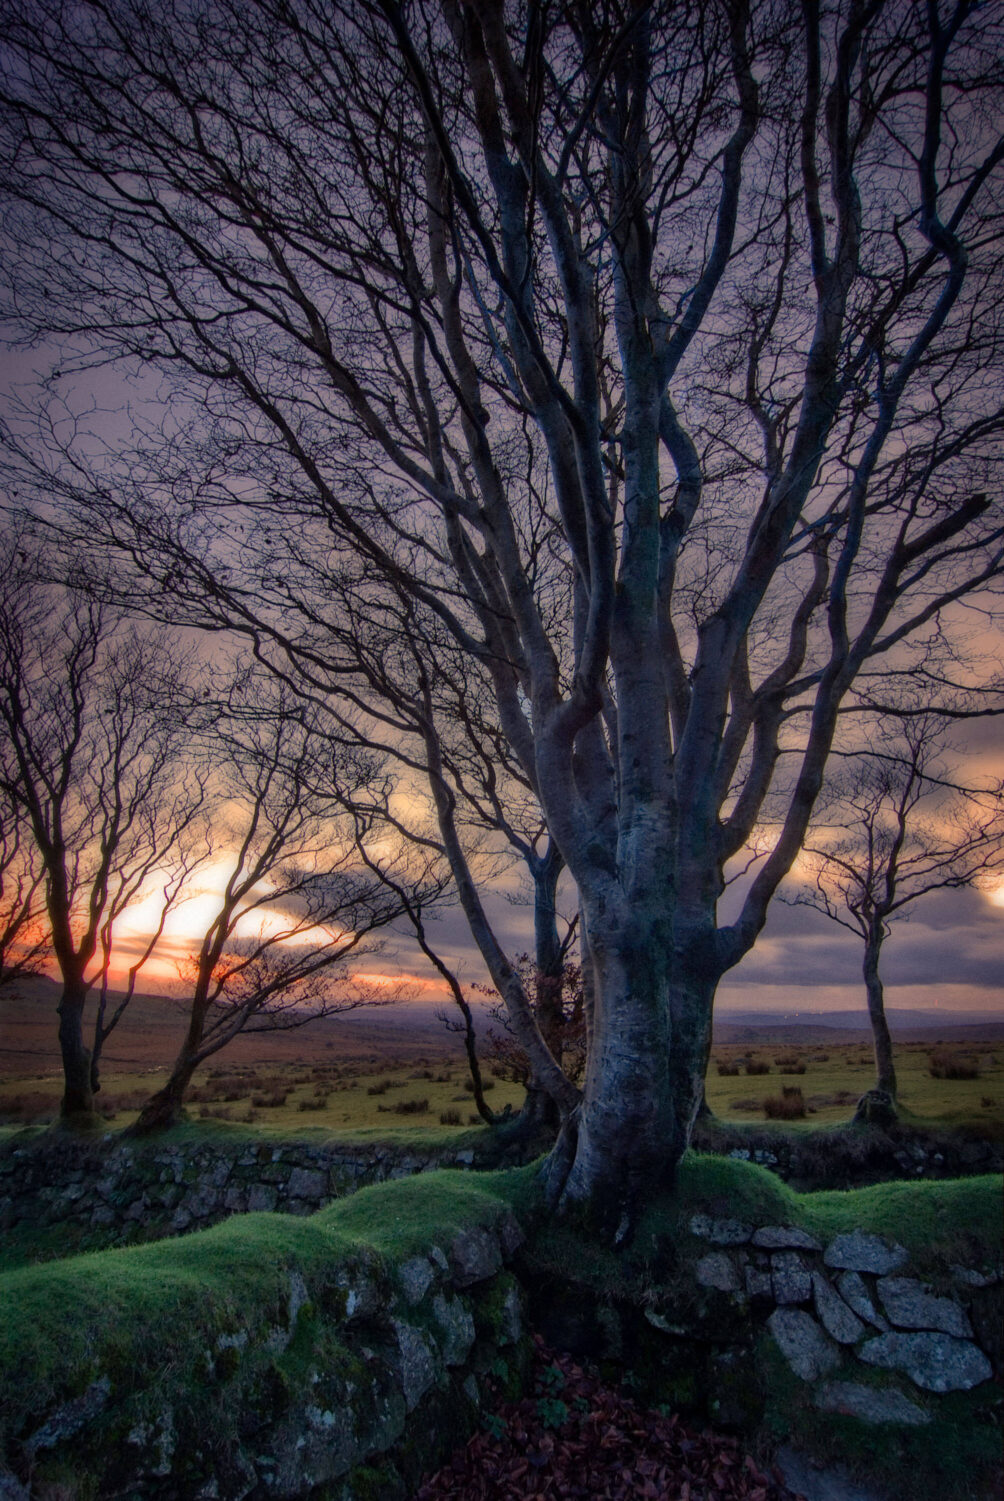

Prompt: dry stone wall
[{"left": 0, "top": 1131, "right": 503, "bottom": 1250}]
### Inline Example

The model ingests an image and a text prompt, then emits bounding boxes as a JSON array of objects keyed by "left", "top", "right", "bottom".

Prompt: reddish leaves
[{"left": 415, "top": 1337, "right": 803, "bottom": 1501}]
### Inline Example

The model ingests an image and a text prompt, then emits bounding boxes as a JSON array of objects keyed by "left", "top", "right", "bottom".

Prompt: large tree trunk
[
  {"left": 57, "top": 976, "right": 96, "bottom": 1121},
  {"left": 863, "top": 929, "right": 897, "bottom": 1102},
  {"left": 549, "top": 909, "right": 712, "bottom": 1240}
]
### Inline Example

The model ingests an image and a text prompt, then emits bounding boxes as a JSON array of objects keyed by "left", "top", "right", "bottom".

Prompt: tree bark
[
  {"left": 551, "top": 908, "right": 713, "bottom": 1239},
  {"left": 56, "top": 976, "right": 96, "bottom": 1121},
  {"left": 129, "top": 1060, "right": 198, "bottom": 1135},
  {"left": 863, "top": 928, "right": 898, "bottom": 1102}
]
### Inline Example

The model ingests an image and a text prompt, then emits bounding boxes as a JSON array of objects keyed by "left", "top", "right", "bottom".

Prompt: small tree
[
  {"left": 0, "top": 537, "right": 206, "bottom": 1120},
  {"left": 131, "top": 671, "right": 445, "bottom": 1133},
  {"left": 788, "top": 719, "right": 1004, "bottom": 1105}
]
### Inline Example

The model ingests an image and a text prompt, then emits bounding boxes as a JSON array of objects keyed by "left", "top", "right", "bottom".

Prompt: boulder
[
  {"left": 448, "top": 1226, "right": 502, "bottom": 1287},
  {"left": 835, "top": 1271, "right": 889, "bottom": 1332}
]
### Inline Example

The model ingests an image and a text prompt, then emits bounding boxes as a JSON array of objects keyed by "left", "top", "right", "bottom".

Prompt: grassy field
[{"left": 2, "top": 1037, "right": 1001, "bottom": 1135}]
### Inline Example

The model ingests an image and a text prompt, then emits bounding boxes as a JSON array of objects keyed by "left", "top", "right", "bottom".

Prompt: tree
[
  {"left": 0, "top": 536, "right": 206, "bottom": 1119},
  {"left": 787, "top": 718, "right": 1004, "bottom": 1106},
  {"left": 0, "top": 799, "right": 47, "bottom": 989},
  {"left": 131, "top": 668, "right": 445, "bottom": 1133},
  {"left": 2, "top": 0, "right": 1003, "bottom": 1227}
]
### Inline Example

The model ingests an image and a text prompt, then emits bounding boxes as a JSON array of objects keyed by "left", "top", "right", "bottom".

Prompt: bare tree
[
  {"left": 131, "top": 669, "right": 446, "bottom": 1133},
  {"left": 0, "top": 800, "right": 47, "bottom": 989},
  {"left": 787, "top": 718, "right": 1004, "bottom": 1108},
  {"left": 2, "top": 0, "right": 1003, "bottom": 1227},
  {"left": 0, "top": 536, "right": 206, "bottom": 1120}
]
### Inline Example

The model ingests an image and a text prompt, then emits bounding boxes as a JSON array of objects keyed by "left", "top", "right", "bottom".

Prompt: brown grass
[
  {"left": 763, "top": 1086, "right": 806, "bottom": 1120},
  {"left": 929, "top": 1050, "right": 980, "bottom": 1081}
]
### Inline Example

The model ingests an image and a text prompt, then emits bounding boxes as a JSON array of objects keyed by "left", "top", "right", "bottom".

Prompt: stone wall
[
  {"left": 0, "top": 1178, "right": 531, "bottom": 1501},
  {"left": 0, "top": 1130, "right": 513, "bottom": 1252}
]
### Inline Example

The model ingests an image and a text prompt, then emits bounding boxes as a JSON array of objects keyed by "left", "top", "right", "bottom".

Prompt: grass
[{"left": 3, "top": 1041, "right": 1003, "bottom": 1136}]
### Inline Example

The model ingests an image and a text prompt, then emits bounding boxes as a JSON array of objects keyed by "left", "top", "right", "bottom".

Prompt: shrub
[
  {"left": 774, "top": 1054, "right": 806, "bottom": 1073},
  {"left": 366, "top": 1079, "right": 392, "bottom": 1095},
  {"left": 716, "top": 1060, "right": 740, "bottom": 1076},
  {"left": 410, "top": 1068, "right": 435, "bottom": 1080},
  {"left": 439, "top": 1108, "right": 462, "bottom": 1125},
  {"left": 928, "top": 1050, "right": 979, "bottom": 1080},
  {"left": 251, "top": 1090, "right": 288, "bottom": 1108},
  {"left": 377, "top": 1097, "right": 429, "bottom": 1115},
  {"left": 981, "top": 1096, "right": 995, "bottom": 1109},
  {"left": 468, "top": 1113, "right": 483, "bottom": 1125},
  {"left": 461, "top": 1077, "right": 495, "bottom": 1093},
  {"left": 297, "top": 1097, "right": 327, "bottom": 1112},
  {"left": 763, "top": 1087, "right": 806, "bottom": 1120},
  {"left": 745, "top": 1059, "right": 771, "bottom": 1076}
]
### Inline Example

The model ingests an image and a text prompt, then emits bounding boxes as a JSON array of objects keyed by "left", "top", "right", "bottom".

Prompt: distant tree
[
  {"left": 0, "top": 535, "right": 206, "bottom": 1120},
  {"left": 131, "top": 670, "right": 446, "bottom": 1134},
  {"left": 788, "top": 718, "right": 1004, "bottom": 1105}
]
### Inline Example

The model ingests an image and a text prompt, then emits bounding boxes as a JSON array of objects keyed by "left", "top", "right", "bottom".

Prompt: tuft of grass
[
  {"left": 745, "top": 1059, "right": 771, "bottom": 1076},
  {"left": 716, "top": 1060, "right": 740, "bottom": 1077},
  {"left": 763, "top": 1087, "right": 806, "bottom": 1120},
  {"left": 439, "top": 1109, "right": 462, "bottom": 1126},
  {"left": 929, "top": 1050, "right": 980, "bottom": 1081}
]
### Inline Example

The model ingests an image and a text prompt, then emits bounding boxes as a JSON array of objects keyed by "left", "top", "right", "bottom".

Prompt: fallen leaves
[{"left": 415, "top": 1336, "right": 804, "bottom": 1501}]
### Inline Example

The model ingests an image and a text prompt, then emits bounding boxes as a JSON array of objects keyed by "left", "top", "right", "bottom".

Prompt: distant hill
[{"left": 3, "top": 977, "right": 1000, "bottom": 1081}]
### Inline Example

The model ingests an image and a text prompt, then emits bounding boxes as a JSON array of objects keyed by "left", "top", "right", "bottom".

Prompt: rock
[
  {"left": 25, "top": 1377, "right": 112, "bottom": 1455},
  {"left": 951, "top": 1264, "right": 1001, "bottom": 1289},
  {"left": 431, "top": 1293, "right": 476, "bottom": 1365},
  {"left": 391, "top": 1320, "right": 437, "bottom": 1411},
  {"left": 772, "top": 1252, "right": 812, "bottom": 1305},
  {"left": 775, "top": 1444, "right": 888, "bottom": 1501},
  {"left": 690, "top": 1213, "right": 753, "bottom": 1245},
  {"left": 814, "top": 1381, "right": 929, "bottom": 1426},
  {"left": 287, "top": 1167, "right": 327, "bottom": 1201},
  {"left": 449, "top": 1226, "right": 502, "bottom": 1287},
  {"left": 695, "top": 1252, "right": 740, "bottom": 1292},
  {"left": 813, "top": 1272, "right": 865, "bottom": 1344},
  {"left": 398, "top": 1255, "right": 435, "bottom": 1305},
  {"left": 767, "top": 1308, "right": 840, "bottom": 1381},
  {"left": 823, "top": 1231, "right": 908, "bottom": 1275},
  {"left": 876, "top": 1276, "right": 972, "bottom": 1338},
  {"left": 745, "top": 1264, "right": 774, "bottom": 1301},
  {"left": 835, "top": 1272, "right": 889, "bottom": 1331},
  {"left": 247, "top": 1183, "right": 278, "bottom": 1213},
  {"left": 858, "top": 1331, "right": 993, "bottom": 1392},
  {"left": 497, "top": 1210, "right": 525, "bottom": 1257},
  {"left": 752, "top": 1225, "right": 821, "bottom": 1251}
]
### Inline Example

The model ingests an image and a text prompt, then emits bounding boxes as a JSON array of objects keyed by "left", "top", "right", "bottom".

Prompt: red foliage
[{"left": 415, "top": 1337, "right": 804, "bottom": 1501}]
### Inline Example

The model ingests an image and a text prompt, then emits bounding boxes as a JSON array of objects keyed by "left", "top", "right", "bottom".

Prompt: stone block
[
  {"left": 767, "top": 1308, "right": 840, "bottom": 1381},
  {"left": 823, "top": 1231, "right": 908, "bottom": 1275},
  {"left": 812, "top": 1272, "right": 865, "bottom": 1345},
  {"left": 449, "top": 1226, "right": 502, "bottom": 1287},
  {"left": 690, "top": 1213, "right": 753, "bottom": 1245},
  {"left": 695, "top": 1252, "right": 740, "bottom": 1292},
  {"left": 752, "top": 1225, "right": 821, "bottom": 1251},
  {"left": 772, "top": 1252, "right": 811, "bottom": 1305},
  {"left": 858, "top": 1331, "right": 993, "bottom": 1392},
  {"left": 876, "top": 1277, "right": 972, "bottom": 1339},
  {"left": 814, "top": 1380, "right": 929, "bottom": 1426},
  {"left": 835, "top": 1271, "right": 889, "bottom": 1331}
]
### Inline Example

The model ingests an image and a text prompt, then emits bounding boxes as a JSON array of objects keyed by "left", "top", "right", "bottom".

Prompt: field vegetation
[{"left": 2, "top": 1039, "right": 1000, "bottom": 1136}]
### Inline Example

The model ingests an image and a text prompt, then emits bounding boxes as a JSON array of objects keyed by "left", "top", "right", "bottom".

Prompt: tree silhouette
[{"left": 788, "top": 718, "right": 1004, "bottom": 1107}]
